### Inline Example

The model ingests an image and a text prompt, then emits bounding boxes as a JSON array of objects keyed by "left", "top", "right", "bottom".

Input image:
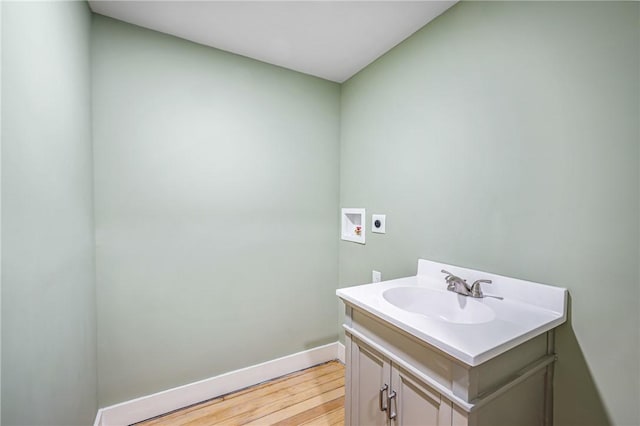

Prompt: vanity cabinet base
[{"left": 344, "top": 305, "right": 555, "bottom": 426}]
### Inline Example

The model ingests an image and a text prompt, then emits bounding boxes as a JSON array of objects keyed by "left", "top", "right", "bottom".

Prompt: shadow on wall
[{"left": 555, "top": 295, "right": 611, "bottom": 426}]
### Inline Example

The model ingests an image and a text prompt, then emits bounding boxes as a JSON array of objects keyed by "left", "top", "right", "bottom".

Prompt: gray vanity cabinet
[
  {"left": 349, "top": 337, "right": 452, "bottom": 426},
  {"left": 338, "top": 259, "right": 566, "bottom": 426},
  {"left": 343, "top": 305, "right": 554, "bottom": 426}
]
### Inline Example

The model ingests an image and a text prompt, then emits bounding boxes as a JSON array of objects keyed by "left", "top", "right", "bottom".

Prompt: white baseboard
[
  {"left": 95, "top": 341, "right": 342, "bottom": 426},
  {"left": 93, "top": 409, "right": 102, "bottom": 426}
]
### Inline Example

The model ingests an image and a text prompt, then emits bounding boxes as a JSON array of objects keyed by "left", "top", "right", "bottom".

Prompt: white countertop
[{"left": 337, "top": 259, "right": 568, "bottom": 366}]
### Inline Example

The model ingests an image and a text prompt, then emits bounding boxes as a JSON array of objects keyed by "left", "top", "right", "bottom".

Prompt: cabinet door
[
  {"left": 349, "top": 338, "right": 391, "bottom": 426},
  {"left": 390, "top": 364, "right": 452, "bottom": 426}
]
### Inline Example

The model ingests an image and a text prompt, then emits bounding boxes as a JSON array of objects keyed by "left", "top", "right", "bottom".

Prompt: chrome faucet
[
  {"left": 441, "top": 270, "right": 471, "bottom": 296},
  {"left": 441, "top": 270, "right": 503, "bottom": 299}
]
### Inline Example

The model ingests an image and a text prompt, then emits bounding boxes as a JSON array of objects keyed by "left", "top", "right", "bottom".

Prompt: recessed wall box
[{"left": 341, "top": 208, "right": 365, "bottom": 244}]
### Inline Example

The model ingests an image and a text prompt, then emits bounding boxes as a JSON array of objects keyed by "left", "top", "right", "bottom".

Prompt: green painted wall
[
  {"left": 1, "top": 2, "right": 638, "bottom": 424},
  {"left": 1, "top": 2, "right": 97, "bottom": 425},
  {"left": 91, "top": 16, "right": 340, "bottom": 406},
  {"left": 339, "top": 2, "right": 639, "bottom": 426}
]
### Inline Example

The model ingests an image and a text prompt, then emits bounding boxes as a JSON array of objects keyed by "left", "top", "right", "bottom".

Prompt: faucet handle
[
  {"left": 442, "top": 270, "right": 469, "bottom": 292},
  {"left": 441, "top": 270, "right": 454, "bottom": 290},
  {"left": 441, "top": 270, "right": 463, "bottom": 280},
  {"left": 470, "top": 279, "right": 492, "bottom": 297}
]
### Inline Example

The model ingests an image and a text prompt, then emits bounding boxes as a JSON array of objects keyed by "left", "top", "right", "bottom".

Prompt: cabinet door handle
[
  {"left": 379, "top": 384, "right": 388, "bottom": 411},
  {"left": 387, "top": 390, "right": 397, "bottom": 420}
]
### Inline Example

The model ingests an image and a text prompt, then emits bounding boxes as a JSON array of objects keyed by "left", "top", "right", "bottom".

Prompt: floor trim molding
[{"left": 95, "top": 341, "right": 342, "bottom": 426}]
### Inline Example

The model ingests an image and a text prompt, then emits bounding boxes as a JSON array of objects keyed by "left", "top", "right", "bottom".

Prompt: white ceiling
[{"left": 88, "top": 1, "right": 457, "bottom": 83}]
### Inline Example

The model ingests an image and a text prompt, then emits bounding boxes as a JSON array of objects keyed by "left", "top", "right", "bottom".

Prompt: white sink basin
[
  {"left": 382, "top": 286, "right": 496, "bottom": 324},
  {"left": 336, "top": 258, "right": 568, "bottom": 365}
]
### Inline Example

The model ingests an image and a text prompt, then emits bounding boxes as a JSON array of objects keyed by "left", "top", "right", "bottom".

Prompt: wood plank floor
[{"left": 135, "top": 361, "right": 345, "bottom": 426}]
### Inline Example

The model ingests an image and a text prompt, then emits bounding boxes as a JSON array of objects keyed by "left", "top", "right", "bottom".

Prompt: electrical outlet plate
[{"left": 372, "top": 214, "right": 386, "bottom": 233}]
